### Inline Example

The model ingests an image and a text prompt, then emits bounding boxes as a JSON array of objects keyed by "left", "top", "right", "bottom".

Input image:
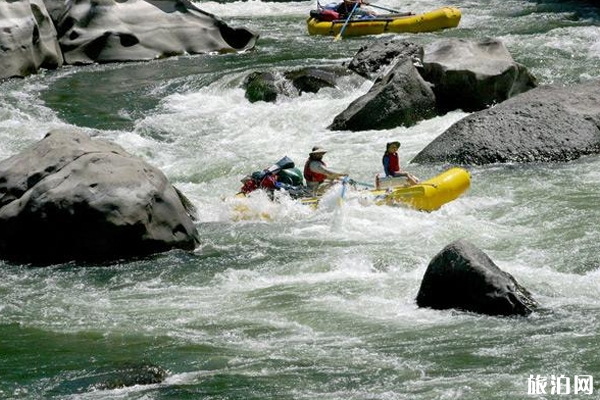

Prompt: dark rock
[
  {"left": 93, "top": 363, "right": 168, "bottom": 390},
  {"left": 0, "top": 0, "right": 63, "bottom": 80},
  {"left": 328, "top": 57, "right": 436, "bottom": 131},
  {"left": 411, "top": 81, "right": 600, "bottom": 165},
  {"left": 416, "top": 239, "right": 539, "bottom": 316},
  {"left": 244, "top": 66, "right": 350, "bottom": 102},
  {"left": 244, "top": 72, "right": 280, "bottom": 103},
  {"left": 345, "top": 38, "right": 424, "bottom": 80},
  {"left": 52, "top": 363, "right": 168, "bottom": 393},
  {"left": 421, "top": 37, "right": 537, "bottom": 113},
  {"left": 284, "top": 67, "right": 342, "bottom": 94},
  {"left": 0, "top": 128, "right": 200, "bottom": 263}
]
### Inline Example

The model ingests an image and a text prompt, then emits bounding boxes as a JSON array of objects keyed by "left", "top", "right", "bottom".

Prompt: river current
[{"left": 1, "top": 0, "right": 600, "bottom": 399}]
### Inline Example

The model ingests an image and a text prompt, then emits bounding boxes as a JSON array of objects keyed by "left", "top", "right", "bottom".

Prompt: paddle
[
  {"left": 267, "top": 156, "right": 295, "bottom": 174},
  {"left": 334, "top": 1, "right": 359, "bottom": 41},
  {"left": 335, "top": 176, "right": 350, "bottom": 208},
  {"left": 348, "top": 178, "right": 374, "bottom": 188}
]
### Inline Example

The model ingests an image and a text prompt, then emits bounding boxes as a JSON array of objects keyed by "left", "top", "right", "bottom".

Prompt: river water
[{"left": 1, "top": 0, "right": 600, "bottom": 399}]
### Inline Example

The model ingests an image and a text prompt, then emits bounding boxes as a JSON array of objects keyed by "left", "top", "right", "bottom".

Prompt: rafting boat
[
  {"left": 235, "top": 157, "right": 470, "bottom": 217},
  {"left": 307, "top": 7, "right": 461, "bottom": 37},
  {"left": 299, "top": 167, "right": 470, "bottom": 212}
]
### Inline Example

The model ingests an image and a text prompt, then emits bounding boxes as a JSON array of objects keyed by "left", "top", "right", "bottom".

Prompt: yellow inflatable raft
[
  {"left": 299, "top": 167, "right": 470, "bottom": 212},
  {"left": 307, "top": 7, "right": 461, "bottom": 37},
  {"left": 232, "top": 167, "right": 470, "bottom": 221}
]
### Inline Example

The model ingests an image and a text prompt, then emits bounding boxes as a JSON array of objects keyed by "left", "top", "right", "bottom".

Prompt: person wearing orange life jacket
[
  {"left": 304, "top": 146, "right": 348, "bottom": 194},
  {"left": 382, "top": 141, "right": 419, "bottom": 185},
  {"left": 239, "top": 170, "right": 279, "bottom": 195}
]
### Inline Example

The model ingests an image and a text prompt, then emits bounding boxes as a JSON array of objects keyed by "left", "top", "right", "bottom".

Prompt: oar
[
  {"left": 337, "top": 176, "right": 350, "bottom": 206},
  {"left": 348, "top": 178, "right": 374, "bottom": 188},
  {"left": 334, "top": 1, "right": 359, "bottom": 41},
  {"left": 267, "top": 156, "right": 295, "bottom": 174}
]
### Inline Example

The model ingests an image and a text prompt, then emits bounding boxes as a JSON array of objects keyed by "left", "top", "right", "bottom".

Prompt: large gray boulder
[
  {"left": 0, "top": 0, "right": 63, "bottom": 80},
  {"left": 49, "top": 0, "right": 258, "bottom": 64},
  {"left": 345, "top": 39, "right": 424, "bottom": 80},
  {"left": 412, "top": 81, "right": 600, "bottom": 165},
  {"left": 416, "top": 239, "right": 538, "bottom": 317},
  {"left": 328, "top": 57, "right": 437, "bottom": 131},
  {"left": 0, "top": 129, "right": 200, "bottom": 263},
  {"left": 420, "top": 37, "right": 537, "bottom": 113}
]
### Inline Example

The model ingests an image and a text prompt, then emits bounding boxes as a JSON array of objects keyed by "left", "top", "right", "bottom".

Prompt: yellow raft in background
[
  {"left": 300, "top": 167, "right": 470, "bottom": 212},
  {"left": 307, "top": 7, "right": 461, "bottom": 37}
]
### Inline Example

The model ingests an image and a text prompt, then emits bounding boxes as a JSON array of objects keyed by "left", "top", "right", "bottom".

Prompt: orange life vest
[
  {"left": 382, "top": 152, "right": 400, "bottom": 176},
  {"left": 304, "top": 158, "right": 327, "bottom": 183}
]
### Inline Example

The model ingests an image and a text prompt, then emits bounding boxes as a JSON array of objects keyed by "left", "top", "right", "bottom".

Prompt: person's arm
[
  {"left": 311, "top": 161, "right": 346, "bottom": 179},
  {"left": 358, "top": 0, "right": 376, "bottom": 15},
  {"left": 397, "top": 164, "right": 415, "bottom": 178},
  {"left": 382, "top": 154, "right": 391, "bottom": 176},
  {"left": 394, "top": 162, "right": 420, "bottom": 184}
]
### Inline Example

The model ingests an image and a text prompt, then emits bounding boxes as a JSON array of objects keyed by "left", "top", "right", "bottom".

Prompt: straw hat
[{"left": 310, "top": 146, "right": 328, "bottom": 155}]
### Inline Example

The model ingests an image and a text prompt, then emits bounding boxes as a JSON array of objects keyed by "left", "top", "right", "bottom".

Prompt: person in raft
[
  {"left": 333, "top": 0, "right": 376, "bottom": 19},
  {"left": 304, "top": 146, "right": 348, "bottom": 194},
  {"left": 382, "top": 141, "right": 419, "bottom": 185}
]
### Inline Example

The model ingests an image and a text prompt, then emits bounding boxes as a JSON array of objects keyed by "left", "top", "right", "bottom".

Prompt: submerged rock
[
  {"left": 284, "top": 67, "right": 342, "bottom": 94},
  {"left": 92, "top": 363, "right": 168, "bottom": 390},
  {"left": 0, "top": 128, "right": 200, "bottom": 263},
  {"left": 244, "top": 67, "right": 347, "bottom": 102},
  {"left": 411, "top": 81, "right": 600, "bottom": 165},
  {"left": 416, "top": 239, "right": 539, "bottom": 317},
  {"left": 50, "top": 363, "right": 168, "bottom": 394},
  {"left": 244, "top": 71, "right": 282, "bottom": 103}
]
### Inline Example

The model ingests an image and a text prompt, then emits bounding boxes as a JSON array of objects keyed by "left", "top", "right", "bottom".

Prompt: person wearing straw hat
[
  {"left": 304, "top": 146, "right": 347, "bottom": 194},
  {"left": 382, "top": 141, "right": 419, "bottom": 185}
]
